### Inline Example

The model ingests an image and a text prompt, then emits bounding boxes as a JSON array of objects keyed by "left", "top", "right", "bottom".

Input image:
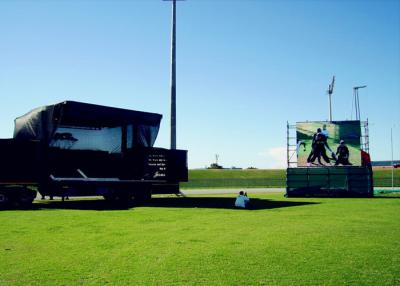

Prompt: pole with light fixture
[
  {"left": 353, "top": 85, "right": 367, "bottom": 121},
  {"left": 164, "top": 0, "right": 185, "bottom": 150}
]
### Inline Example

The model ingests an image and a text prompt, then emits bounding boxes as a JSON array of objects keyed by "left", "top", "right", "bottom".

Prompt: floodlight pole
[
  {"left": 170, "top": 0, "right": 177, "bottom": 150},
  {"left": 353, "top": 85, "right": 367, "bottom": 121},
  {"left": 327, "top": 76, "right": 335, "bottom": 122},
  {"left": 391, "top": 127, "right": 394, "bottom": 191},
  {"left": 165, "top": 0, "right": 184, "bottom": 150}
]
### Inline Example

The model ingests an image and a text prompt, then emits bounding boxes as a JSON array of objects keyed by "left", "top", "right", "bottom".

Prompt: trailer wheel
[
  {"left": 135, "top": 187, "right": 152, "bottom": 204},
  {"left": 104, "top": 193, "right": 132, "bottom": 202},
  {"left": 103, "top": 194, "right": 117, "bottom": 202},
  {"left": 17, "top": 189, "right": 36, "bottom": 208},
  {"left": 104, "top": 193, "right": 135, "bottom": 204},
  {"left": 0, "top": 192, "right": 9, "bottom": 207}
]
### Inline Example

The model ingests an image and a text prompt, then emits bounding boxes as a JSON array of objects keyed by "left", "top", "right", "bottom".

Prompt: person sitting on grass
[{"left": 235, "top": 191, "right": 250, "bottom": 208}]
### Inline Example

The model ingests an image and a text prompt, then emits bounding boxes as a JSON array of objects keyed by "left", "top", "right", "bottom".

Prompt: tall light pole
[
  {"left": 327, "top": 76, "right": 335, "bottom": 122},
  {"left": 165, "top": 0, "right": 184, "bottom": 150},
  {"left": 353, "top": 85, "right": 367, "bottom": 121},
  {"left": 391, "top": 127, "right": 394, "bottom": 191}
]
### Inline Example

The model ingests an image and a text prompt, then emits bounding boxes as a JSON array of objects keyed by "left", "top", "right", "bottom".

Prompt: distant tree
[
  {"left": 247, "top": 167, "right": 258, "bottom": 169},
  {"left": 208, "top": 163, "right": 223, "bottom": 169},
  {"left": 208, "top": 154, "right": 223, "bottom": 169}
]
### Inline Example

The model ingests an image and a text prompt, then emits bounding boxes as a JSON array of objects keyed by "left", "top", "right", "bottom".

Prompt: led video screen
[{"left": 296, "top": 121, "right": 361, "bottom": 167}]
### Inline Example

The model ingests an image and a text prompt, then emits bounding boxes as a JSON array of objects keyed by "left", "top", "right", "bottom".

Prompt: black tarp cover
[{"left": 13, "top": 101, "right": 162, "bottom": 151}]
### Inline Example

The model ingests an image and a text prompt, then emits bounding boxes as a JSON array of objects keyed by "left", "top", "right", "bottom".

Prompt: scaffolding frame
[{"left": 286, "top": 121, "right": 298, "bottom": 168}]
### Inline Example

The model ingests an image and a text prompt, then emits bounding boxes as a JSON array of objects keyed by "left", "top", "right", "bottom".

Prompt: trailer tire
[
  {"left": 103, "top": 194, "right": 117, "bottom": 202},
  {"left": 104, "top": 193, "right": 134, "bottom": 203},
  {"left": 17, "top": 189, "right": 36, "bottom": 208},
  {"left": 0, "top": 192, "right": 9, "bottom": 207},
  {"left": 135, "top": 187, "right": 152, "bottom": 204}
]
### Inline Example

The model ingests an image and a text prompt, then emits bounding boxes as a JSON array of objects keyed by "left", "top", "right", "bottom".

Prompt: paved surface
[
  {"left": 35, "top": 188, "right": 285, "bottom": 201},
  {"left": 181, "top": 188, "right": 285, "bottom": 195},
  {"left": 35, "top": 187, "right": 399, "bottom": 201}
]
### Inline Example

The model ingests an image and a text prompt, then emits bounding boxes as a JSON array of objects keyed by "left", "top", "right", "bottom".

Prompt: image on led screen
[{"left": 296, "top": 121, "right": 361, "bottom": 167}]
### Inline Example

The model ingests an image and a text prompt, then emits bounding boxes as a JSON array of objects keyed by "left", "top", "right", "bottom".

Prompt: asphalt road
[
  {"left": 181, "top": 188, "right": 285, "bottom": 195},
  {"left": 35, "top": 188, "right": 285, "bottom": 201},
  {"left": 35, "top": 187, "right": 397, "bottom": 201}
]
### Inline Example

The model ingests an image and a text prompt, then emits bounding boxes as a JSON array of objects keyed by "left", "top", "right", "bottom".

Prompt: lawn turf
[
  {"left": 1, "top": 193, "right": 399, "bottom": 285},
  {"left": 182, "top": 169, "right": 285, "bottom": 188}
]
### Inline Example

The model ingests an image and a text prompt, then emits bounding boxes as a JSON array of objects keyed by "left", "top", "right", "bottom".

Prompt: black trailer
[{"left": 0, "top": 101, "right": 188, "bottom": 207}]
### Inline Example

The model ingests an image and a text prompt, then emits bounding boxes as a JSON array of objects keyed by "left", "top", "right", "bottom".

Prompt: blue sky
[{"left": 1, "top": 0, "right": 399, "bottom": 168}]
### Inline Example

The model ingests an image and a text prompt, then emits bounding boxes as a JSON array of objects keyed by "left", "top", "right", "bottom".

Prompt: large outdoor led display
[{"left": 296, "top": 121, "right": 361, "bottom": 167}]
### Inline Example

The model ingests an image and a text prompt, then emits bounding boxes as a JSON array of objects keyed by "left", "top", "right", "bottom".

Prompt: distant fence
[{"left": 373, "top": 178, "right": 400, "bottom": 187}]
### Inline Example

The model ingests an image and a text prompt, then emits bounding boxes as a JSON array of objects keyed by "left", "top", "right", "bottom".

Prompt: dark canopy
[{"left": 14, "top": 101, "right": 162, "bottom": 150}]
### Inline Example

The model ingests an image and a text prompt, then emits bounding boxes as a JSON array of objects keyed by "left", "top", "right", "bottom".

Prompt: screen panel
[{"left": 296, "top": 121, "right": 361, "bottom": 167}]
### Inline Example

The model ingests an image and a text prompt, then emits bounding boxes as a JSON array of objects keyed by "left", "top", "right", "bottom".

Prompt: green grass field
[
  {"left": 182, "top": 169, "right": 285, "bottom": 189},
  {"left": 1, "top": 193, "right": 399, "bottom": 285},
  {"left": 181, "top": 168, "right": 400, "bottom": 189}
]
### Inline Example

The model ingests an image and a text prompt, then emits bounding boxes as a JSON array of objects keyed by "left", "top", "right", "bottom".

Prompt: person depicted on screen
[
  {"left": 235, "top": 191, "right": 250, "bottom": 208},
  {"left": 297, "top": 140, "right": 306, "bottom": 158},
  {"left": 335, "top": 140, "right": 352, "bottom": 166},
  {"left": 321, "top": 124, "right": 337, "bottom": 161},
  {"left": 307, "top": 128, "right": 331, "bottom": 165},
  {"left": 321, "top": 124, "right": 329, "bottom": 138},
  {"left": 315, "top": 132, "right": 331, "bottom": 165},
  {"left": 307, "top": 128, "right": 321, "bottom": 165}
]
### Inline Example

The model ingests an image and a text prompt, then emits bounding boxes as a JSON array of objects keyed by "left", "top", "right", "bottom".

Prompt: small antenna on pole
[{"left": 327, "top": 76, "right": 335, "bottom": 122}]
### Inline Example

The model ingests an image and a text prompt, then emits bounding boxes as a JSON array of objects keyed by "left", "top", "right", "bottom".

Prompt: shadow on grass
[
  {"left": 144, "top": 197, "right": 318, "bottom": 210},
  {"left": 1, "top": 197, "right": 319, "bottom": 211},
  {"left": 0, "top": 199, "right": 135, "bottom": 211},
  {"left": 30, "top": 199, "right": 136, "bottom": 211}
]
